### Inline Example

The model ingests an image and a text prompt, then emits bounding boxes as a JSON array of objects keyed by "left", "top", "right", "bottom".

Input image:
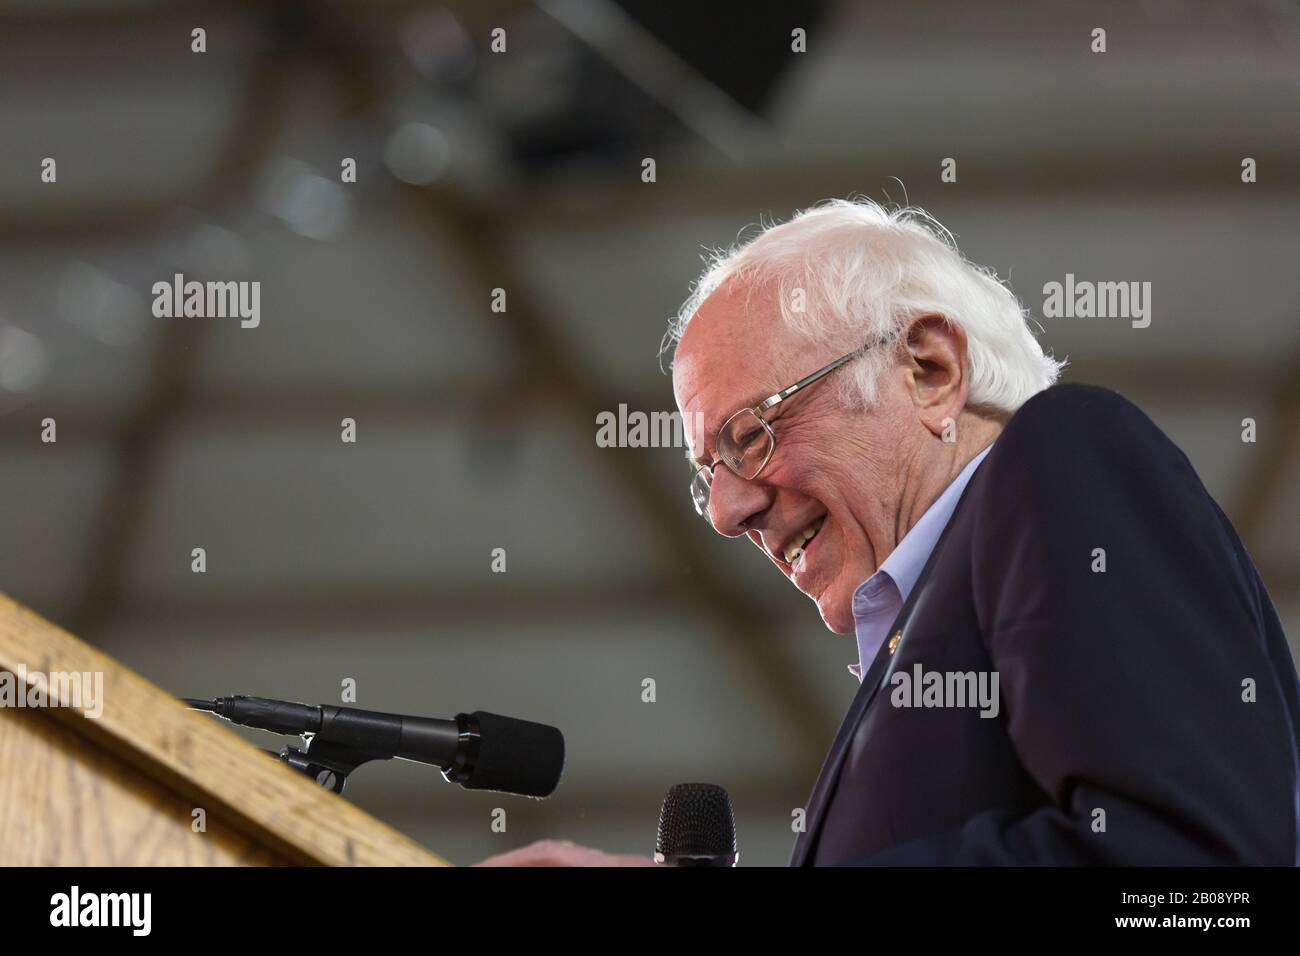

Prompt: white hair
[{"left": 664, "top": 198, "right": 1063, "bottom": 415}]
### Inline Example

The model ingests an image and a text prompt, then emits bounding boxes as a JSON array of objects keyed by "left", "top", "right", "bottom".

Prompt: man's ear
[{"left": 901, "top": 314, "right": 969, "bottom": 438}]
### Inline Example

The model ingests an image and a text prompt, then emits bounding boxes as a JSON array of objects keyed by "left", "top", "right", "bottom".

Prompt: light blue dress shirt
[{"left": 847, "top": 444, "right": 993, "bottom": 681}]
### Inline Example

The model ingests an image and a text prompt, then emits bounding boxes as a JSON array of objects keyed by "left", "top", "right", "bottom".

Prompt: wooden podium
[{"left": 0, "top": 594, "right": 448, "bottom": 866}]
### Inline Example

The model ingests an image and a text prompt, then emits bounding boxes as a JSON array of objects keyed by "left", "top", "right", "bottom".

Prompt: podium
[{"left": 0, "top": 593, "right": 448, "bottom": 866}]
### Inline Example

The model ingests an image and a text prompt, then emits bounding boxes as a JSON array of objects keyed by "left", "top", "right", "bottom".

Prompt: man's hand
[{"left": 475, "top": 839, "right": 658, "bottom": 867}]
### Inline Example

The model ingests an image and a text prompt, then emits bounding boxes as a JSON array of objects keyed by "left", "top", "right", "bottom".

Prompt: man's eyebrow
[{"left": 690, "top": 391, "right": 772, "bottom": 469}]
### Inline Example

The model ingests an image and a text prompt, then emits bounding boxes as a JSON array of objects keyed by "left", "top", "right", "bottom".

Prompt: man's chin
[{"left": 813, "top": 591, "right": 854, "bottom": 636}]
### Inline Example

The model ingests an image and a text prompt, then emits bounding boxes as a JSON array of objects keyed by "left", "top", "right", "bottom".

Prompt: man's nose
[{"left": 707, "top": 466, "right": 773, "bottom": 536}]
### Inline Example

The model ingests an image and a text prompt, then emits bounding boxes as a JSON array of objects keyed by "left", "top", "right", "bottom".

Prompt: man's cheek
[
  {"left": 778, "top": 436, "right": 842, "bottom": 484},
  {"left": 769, "top": 457, "right": 821, "bottom": 492}
]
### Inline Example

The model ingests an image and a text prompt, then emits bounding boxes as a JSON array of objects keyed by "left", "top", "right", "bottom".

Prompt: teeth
[{"left": 783, "top": 516, "right": 825, "bottom": 565}]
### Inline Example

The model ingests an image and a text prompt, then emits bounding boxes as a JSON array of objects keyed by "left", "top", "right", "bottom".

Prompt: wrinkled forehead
[{"left": 671, "top": 283, "right": 797, "bottom": 458}]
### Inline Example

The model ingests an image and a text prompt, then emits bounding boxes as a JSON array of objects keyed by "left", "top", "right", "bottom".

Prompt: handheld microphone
[
  {"left": 185, "top": 695, "right": 565, "bottom": 798},
  {"left": 654, "top": 783, "right": 738, "bottom": 866}
]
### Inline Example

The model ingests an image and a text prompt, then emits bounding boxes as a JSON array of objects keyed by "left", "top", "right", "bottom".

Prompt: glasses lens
[
  {"left": 718, "top": 409, "right": 773, "bottom": 479},
  {"left": 689, "top": 467, "right": 711, "bottom": 517}
]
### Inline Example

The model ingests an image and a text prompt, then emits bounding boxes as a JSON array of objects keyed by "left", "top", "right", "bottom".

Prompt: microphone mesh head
[{"left": 655, "top": 783, "right": 736, "bottom": 861}]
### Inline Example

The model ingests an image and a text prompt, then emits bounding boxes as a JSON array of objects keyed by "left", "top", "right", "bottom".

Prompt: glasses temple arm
[{"left": 757, "top": 351, "right": 859, "bottom": 411}]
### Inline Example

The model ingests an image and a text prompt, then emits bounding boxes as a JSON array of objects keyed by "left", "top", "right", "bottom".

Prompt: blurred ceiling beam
[
  {"left": 92, "top": 556, "right": 1300, "bottom": 631},
  {"left": 0, "top": 0, "right": 528, "bottom": 27},
  {"left": 0, "top": 359, "right": 1279, "bottom": 446},
  {"left": 4, "top": 147, "right": 1295, "bottom": 242},
  {"left": 104, "top": 580, "right": 689, "bottom": 633},
  {"left": 1058, "top": 359, "right": 1291, "bottom": 405},
  {"left": 66, "top": 54, "right": 292, "bottom": 639},
  {"left": 506, "top": 151, "right": 1300, "bottom": 229}
]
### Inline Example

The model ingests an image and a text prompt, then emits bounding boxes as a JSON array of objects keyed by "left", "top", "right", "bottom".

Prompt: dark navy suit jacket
[{"left": 791, "top": 384, "right": 1300, "bottom": 866}]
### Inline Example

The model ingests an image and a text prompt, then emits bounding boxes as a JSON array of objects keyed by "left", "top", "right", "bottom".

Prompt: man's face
[{"left": 672, "top": 283, "right": 919, "bottom": 635}]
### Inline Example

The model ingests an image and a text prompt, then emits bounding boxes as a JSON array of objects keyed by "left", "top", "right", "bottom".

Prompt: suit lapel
[
  {"left": 789, "top": 625, "right": 901, "bottom": 865},
  {"left": 788, "top": 467, "right": 986, "bottom": 866}
]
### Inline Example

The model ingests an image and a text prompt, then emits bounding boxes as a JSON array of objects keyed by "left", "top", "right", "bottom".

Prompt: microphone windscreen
[
  {"left": 656, "top": 783, "right": 737, "bottom": 864},
  {"left": 462, "top": 711, "right": 565, "bottom": 798}
]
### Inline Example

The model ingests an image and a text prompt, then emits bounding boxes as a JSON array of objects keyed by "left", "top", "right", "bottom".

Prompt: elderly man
[{"left": 483, "top": 199, "right": 1299, "bottom": 867}]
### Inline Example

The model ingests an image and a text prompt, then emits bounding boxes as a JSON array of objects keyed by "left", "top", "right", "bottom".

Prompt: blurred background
[{"left": 0, "top": 0, "right": 1297, "bottom": 865}]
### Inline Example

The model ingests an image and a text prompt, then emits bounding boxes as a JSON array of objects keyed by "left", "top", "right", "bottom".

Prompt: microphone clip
[{"left": 278, "top": 735, "right": 385, "bottom": 794}]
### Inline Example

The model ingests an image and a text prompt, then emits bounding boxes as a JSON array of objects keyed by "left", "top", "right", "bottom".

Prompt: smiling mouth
[{"left": 782, "top": 516, "right": 826, "bottom": 567}]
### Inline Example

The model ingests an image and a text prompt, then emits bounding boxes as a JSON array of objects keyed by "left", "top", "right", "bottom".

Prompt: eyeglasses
[{"left": 689, "top": 331, "right": 897, "bottom": 522}]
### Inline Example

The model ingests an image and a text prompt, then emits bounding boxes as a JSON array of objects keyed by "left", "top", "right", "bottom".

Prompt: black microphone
[
  {"left": 654, "top": 783, "right": 738, "bottom": 866},
  {"left": 185, "top": 695, "right": 565, "bottom": 798}
]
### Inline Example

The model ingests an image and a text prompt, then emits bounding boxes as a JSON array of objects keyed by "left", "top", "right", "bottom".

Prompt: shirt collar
[{"left": 876, "top": 442, "right": 992, "bottom": 605}]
